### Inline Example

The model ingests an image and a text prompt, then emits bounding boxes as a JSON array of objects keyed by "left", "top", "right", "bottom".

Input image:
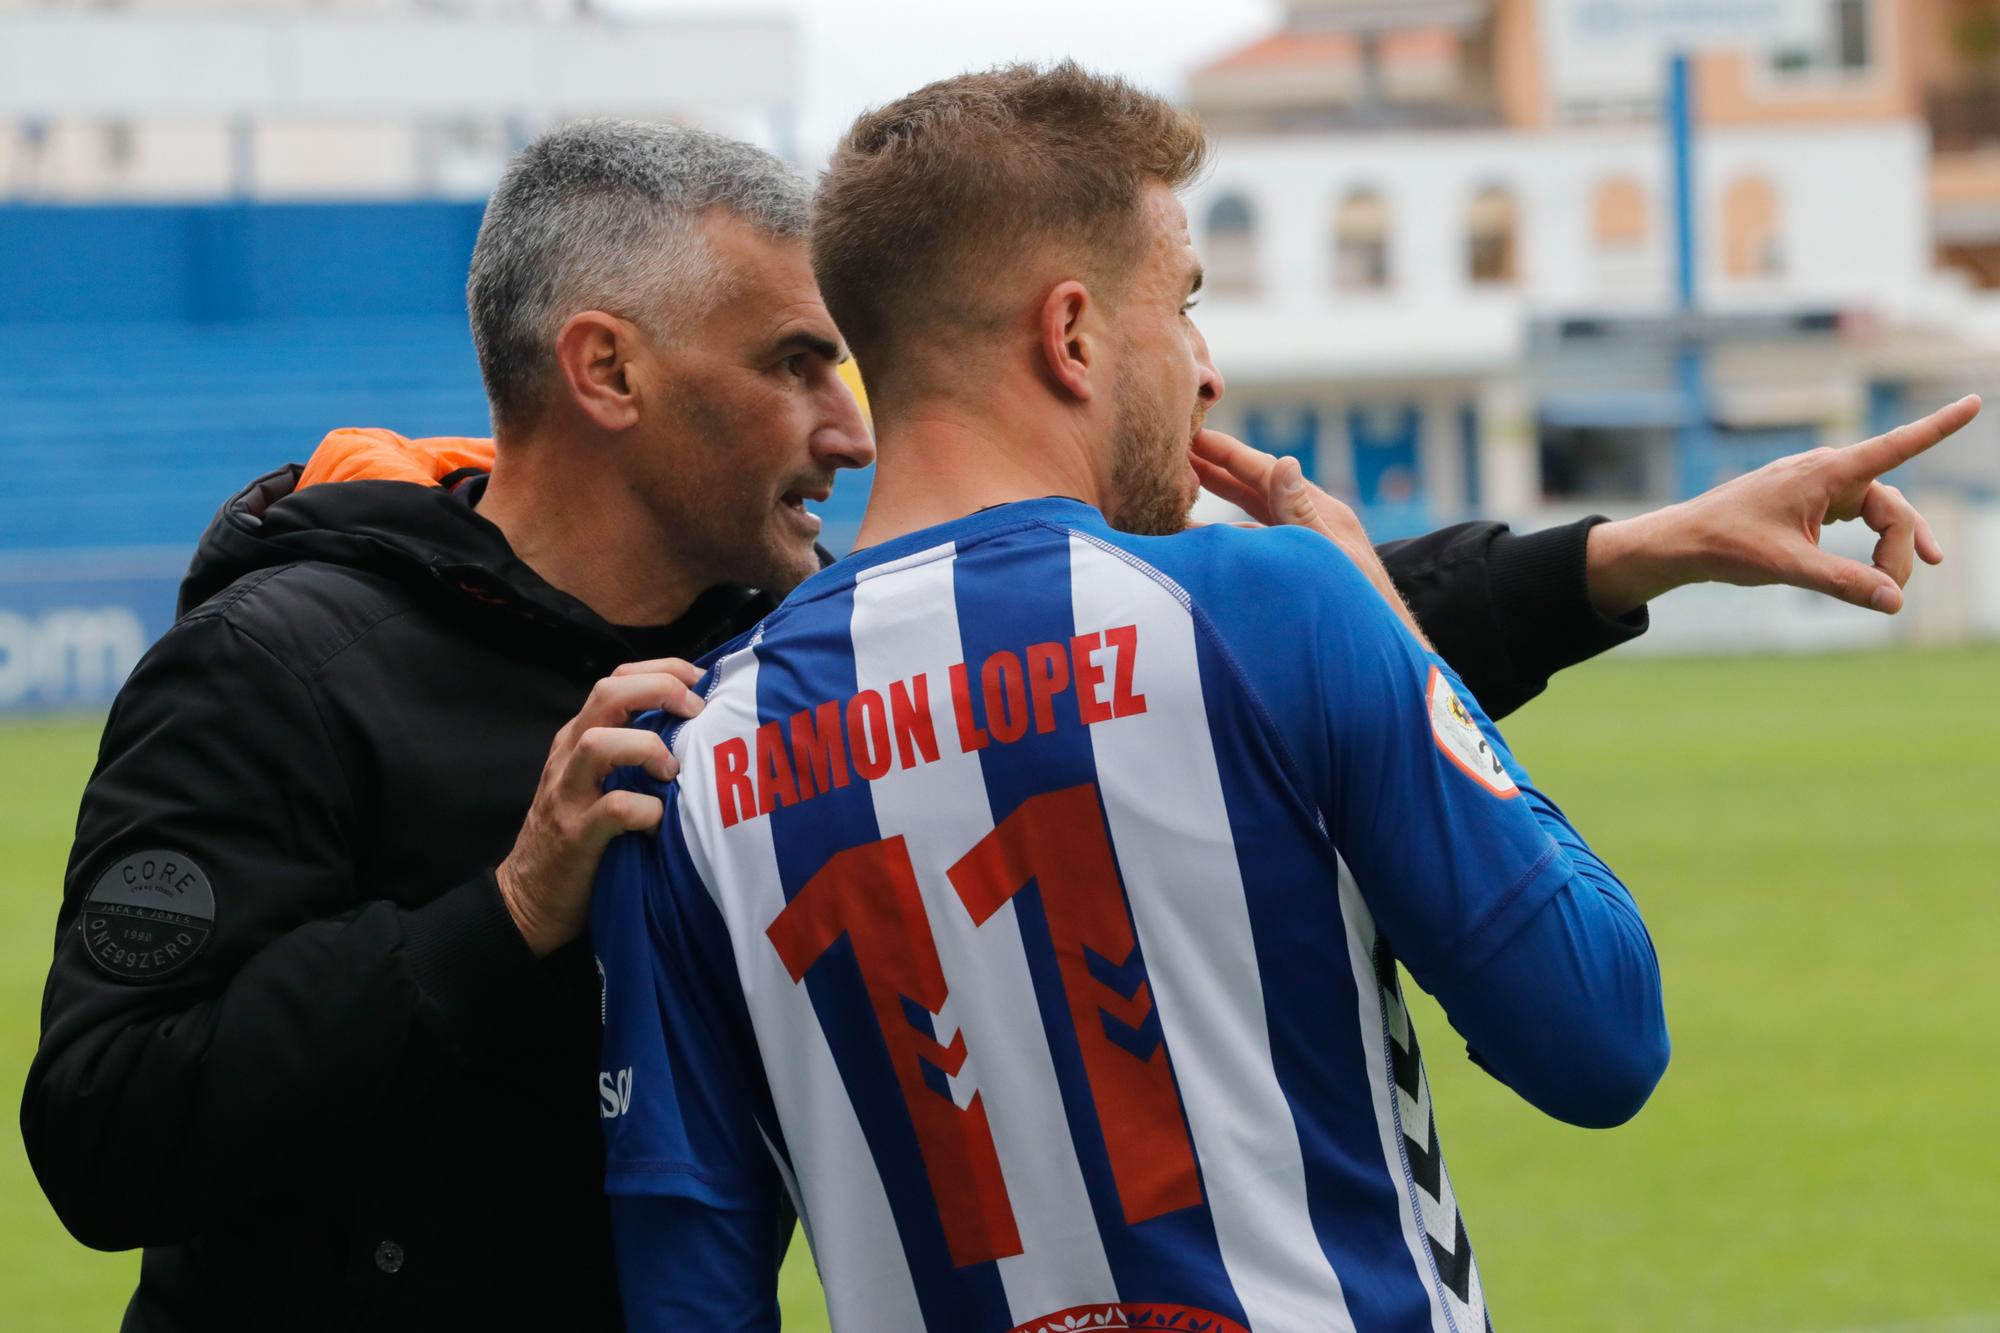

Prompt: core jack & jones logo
[{"left": 80, "top": 850, "right": 216, "bottom": 981}]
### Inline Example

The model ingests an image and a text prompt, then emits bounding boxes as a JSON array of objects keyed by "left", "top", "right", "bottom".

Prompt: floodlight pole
[{"left": 1668, "top": 49, "right": 1710, "bottom": 500}]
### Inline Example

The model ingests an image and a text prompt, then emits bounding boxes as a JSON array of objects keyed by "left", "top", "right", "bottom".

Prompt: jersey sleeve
[
  {"left": 608, "top": 1195, "right": 787, "bottom": 1332},
  {"left": 1200, "top": 526, "right": 1575, "bottom": 985},
  {"left": 591, "top": 785, "right": 784, "bottom": 1213}
]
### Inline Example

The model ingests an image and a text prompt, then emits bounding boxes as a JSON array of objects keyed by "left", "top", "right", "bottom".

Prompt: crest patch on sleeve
[
  {"left": 1426, "top": 666, "right": 1517, "bottom": 799},
  {"left": 79, "top": 850, "right": 216, "bottom": 981}
]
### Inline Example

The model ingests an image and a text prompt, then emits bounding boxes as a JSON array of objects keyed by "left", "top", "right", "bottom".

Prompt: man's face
[
  {"left": 1105, "top": 182, "right": 1223, "bottom": 537},
  {"left": 628, "top": 217, "right": 874, "bottom": 596}
]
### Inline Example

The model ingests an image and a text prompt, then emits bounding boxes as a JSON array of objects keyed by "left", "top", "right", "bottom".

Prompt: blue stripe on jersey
[
  {"left": 1184, "top": 585, "right": 1444, "bottom": 1328},
  {"left": 599, "top": 744, "right": 795, "bottom": 1208},
  {"left": 755, "top": 585, "right": 1015, "bottom": 1331},
  {"left": 654, "top": 807, "right": 797, "bottom": 1191},
  {"left": 949, "top": 528, "right": 1249, "bottom": 1326}
]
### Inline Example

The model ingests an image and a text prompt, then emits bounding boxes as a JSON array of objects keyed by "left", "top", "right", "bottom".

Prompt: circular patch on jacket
[{"left": 80, "top": 851, "right": 216, "bottom": 981}]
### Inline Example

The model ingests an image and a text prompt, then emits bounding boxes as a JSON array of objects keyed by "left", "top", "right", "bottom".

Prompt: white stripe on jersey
[
  {"left": 1068, "top": 534, "right": 1360, "bottom": 1333},
  {"left": 849, "top": 545, "right": 1120, "bottom": 1323},
  {"left": 1336, "top": 858, "right": 1459, "bottom": 1333},
  {"left": 672, "top": 642, "right": 926, "bottom": 1331}
]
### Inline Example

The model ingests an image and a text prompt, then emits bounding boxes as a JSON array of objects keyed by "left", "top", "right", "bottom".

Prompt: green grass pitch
[{"left": 4, "top": 648, "right": 1997, "bottom": 1331}]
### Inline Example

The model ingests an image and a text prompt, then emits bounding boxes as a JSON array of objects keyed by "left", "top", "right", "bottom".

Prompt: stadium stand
[
  {"left": 0, "top": 200, "right": 875, "bottom": 712},
  {"left": 0, "top": 203, "right": 492, "bottom": 554}
]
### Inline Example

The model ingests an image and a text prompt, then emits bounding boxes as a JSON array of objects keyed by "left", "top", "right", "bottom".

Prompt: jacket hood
[
  {"left": 297, "top": 427, "right": 495, "bottom": 489},
  {"left": 178, "top": 430, "right": 627, "bottom": 655}
]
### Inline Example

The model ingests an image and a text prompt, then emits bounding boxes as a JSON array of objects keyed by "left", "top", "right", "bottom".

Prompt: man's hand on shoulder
[
  {"left": 1189, "top": 428, "right": 1435, "bottom": 650},
  {"left": 1586, "top": 395, "right": 1981, "bottom": 619},
  {"left": 496, "top": 657, "right": 704, "bottom": 957}
]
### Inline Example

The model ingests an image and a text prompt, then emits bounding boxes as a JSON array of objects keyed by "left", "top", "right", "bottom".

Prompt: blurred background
[{"left": 0, "top": 2, "right": 1995, "bottom": 1330}]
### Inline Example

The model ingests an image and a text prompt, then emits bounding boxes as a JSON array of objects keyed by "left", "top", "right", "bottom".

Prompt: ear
[
  {"left": 553, "top": 310, "right": 644, "bottom": 432},
  {"left": 1036, "top": 280, "right": 1097, "bottom": 404}
]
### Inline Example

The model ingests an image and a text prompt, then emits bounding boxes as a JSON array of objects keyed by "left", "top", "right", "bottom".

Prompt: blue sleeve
[
  {"left": 591, "top": 781, "right": 787, "bottom": 1318},
  {"left": 1431, "top": 871, "right": 1668, "bottom": 1127},
  {"left": 608, "top": 1195, "right": 787, "bottom": 1332},
  {"left": 1193, "top": 526, "right": 1667, "bottom": 1124}
]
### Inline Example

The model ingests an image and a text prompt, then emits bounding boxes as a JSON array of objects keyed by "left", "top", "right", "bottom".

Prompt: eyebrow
[{"left": 776, "top": 330, "right": 846, "bottom": 363}]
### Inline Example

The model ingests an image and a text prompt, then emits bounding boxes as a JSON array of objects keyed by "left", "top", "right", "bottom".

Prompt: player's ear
[
  {"left": 1036, "top": 280, "right": 1096, "bottom": 405},
  {"left": 555, "top": 310, "right": 644, "bottom": 432}
]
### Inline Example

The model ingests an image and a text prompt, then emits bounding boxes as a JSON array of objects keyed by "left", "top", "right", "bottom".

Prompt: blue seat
[{"left": 0, "top": 317, "right": 490, "bottom": 553}]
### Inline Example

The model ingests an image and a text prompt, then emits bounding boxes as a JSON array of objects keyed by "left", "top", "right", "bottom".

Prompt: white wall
[{"left": 1184, "top": 118, "right": 1935, "bottom": 382}]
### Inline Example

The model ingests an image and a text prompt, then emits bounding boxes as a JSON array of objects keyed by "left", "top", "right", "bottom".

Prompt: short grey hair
[{"left": 466, "top": 118, "right": 810, "bottom": 430}]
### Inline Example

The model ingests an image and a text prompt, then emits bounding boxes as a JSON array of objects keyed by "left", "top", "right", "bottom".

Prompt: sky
[{"left": 607, "top": 0, "right": 1283, "bottom": 165}]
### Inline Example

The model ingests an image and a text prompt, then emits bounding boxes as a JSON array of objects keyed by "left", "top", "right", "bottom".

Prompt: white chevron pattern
[{"left": 1377, "top": 944, "right": 1490, "bottom": 1332}]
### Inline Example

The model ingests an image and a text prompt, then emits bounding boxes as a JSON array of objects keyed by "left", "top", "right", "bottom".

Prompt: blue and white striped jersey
[{"left": 594, "top": 496, "right": 1660, "bottom": 1332}]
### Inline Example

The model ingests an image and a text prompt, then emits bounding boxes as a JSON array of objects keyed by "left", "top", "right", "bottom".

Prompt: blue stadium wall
[{"left": 0, "top": 201, "right": 871, "bottom": 713}]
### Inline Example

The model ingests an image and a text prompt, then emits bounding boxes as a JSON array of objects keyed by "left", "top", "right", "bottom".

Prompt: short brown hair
[{"left": 811, "top": 62, "right": 1209, "bottom": 399}]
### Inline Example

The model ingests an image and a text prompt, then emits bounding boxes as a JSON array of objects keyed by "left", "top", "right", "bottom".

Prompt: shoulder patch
[
  {"left": 80, "top": 850, "right": 216, "bottom": 982},
  {"left": 1426, "top": 666, "right": 1517, "bottom": 799}
]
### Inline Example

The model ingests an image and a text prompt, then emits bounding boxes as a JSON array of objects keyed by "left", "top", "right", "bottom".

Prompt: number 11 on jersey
[{"left": 766, "top": 782, "right": 1202, "bottom": 1269}]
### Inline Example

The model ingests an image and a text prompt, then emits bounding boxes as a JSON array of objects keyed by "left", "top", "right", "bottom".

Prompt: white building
[
  {"left": 0, "top": 0, "right": 800, "bottom": 197},
  {"left": 1182, "top": 0, "right": 2000, "bottom": 531}
]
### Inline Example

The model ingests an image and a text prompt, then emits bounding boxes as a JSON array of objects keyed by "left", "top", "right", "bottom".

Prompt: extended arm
[
  {"left": 1376, "top": 516, "right": 1642, "bottom": 719},
  {"left": 1193, "top": 395, "right": 1980, "bottom": 718},
  {"left": 1194, "top": 431, "right": 1641, "bottom": 718}
]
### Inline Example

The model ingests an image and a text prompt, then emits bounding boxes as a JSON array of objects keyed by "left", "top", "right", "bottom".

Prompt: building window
[
  {"left": 1834, "top": 0, "right": 1871, "bottom": 69},
  {"left": 1467, "top": 185, "right": 1518, "bottom": 286},
  {"left": 1771, "top": 0, "right": 1872, "bottom": 75},
  {"left": 1205, "top": 193, "right": 1258, "bottom": 297},
  {"left": 1539, "top": 426, "right": 1660, "bottom": 502},
  {"left": 1723, "top": 175, "right": 1783, "bottom": 278},
  {"left": 1335, "top": 189, "right": 1391, "bottom": 291},
  {"left": 1593, "top": 177, "right": 1649, "bottom": 251}
]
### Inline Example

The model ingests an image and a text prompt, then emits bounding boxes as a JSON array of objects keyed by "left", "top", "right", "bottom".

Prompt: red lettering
[
  {"left": 1104, "top": 624, "right": 1148, "bottom": 718},
  {"left": 1070, "top": 631, "right": 1112, "bottom": 725},
  {"left": 791, "top": 701, "right": 850, "bottom": 801},
  {"left": 714, "top": 736, "right": 753, "bottom": 828},
  {"left": 753, "top": 721, "right": 799, "bottom": 816},
  {"left": 848, "top": 689, "right": 893, "bottom": 780},
  {"left": 949, "top": 784, "right": 1201, "bottom": 1225},
  {"left": 949, "top": 663, "right": 990, "bottom": 753},
  {"left": 888, "top": 674, "right": 942, "bottom": 769},
  {"left": 982, "top": 650, "right": 1029, "bottom": 745},
  {"left": 1024, "top": 641, "right": 1069, "bottom": 736},
  {"left": 768, "top": 838, "right": 1021, "bottom": 1267}
]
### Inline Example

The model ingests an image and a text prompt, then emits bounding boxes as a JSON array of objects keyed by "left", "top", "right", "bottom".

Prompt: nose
[
  {"left": 814, "top": 374, "right": 877, "bottom": 472},
  {"left": 1191, "top": 321, "right": 1225, "bottom": 408}
]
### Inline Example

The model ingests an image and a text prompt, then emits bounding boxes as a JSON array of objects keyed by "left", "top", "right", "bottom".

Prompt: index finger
[
  {"left": 574, "top": 671, "right": 703, "bottom": 731},
  {"left": 611, "top": 657, "right": 704, "bottom": 685},
  {"left": 1839, "top": 395, "right": 1981, "bottom": 480},
  {"left": 1190, "top": 451, "right": 1267, "bottom": 516},
  {"left": 1191, "top": 428, "right": 1281, "bottom": 490}
]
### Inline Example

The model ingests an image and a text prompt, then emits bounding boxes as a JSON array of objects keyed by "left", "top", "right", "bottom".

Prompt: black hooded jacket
[{"left": 21, "top": 464, "right": 1641, "bottom": 1331}]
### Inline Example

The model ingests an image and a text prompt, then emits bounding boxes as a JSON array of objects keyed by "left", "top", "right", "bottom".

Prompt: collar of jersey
[{"left": 784, "top": 496, "right": 1105, "bottom": 608}]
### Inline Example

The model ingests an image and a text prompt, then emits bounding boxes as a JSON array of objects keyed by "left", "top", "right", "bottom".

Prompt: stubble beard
[
  {"left": 665, "top": 378, "right": 827, "bottom": 600},
  {"left": 661, "top": 463, "right": 823, "bottom": 603},
  {"left": 1107, "top": 376, "right": 1199, "bottom": 538}
]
